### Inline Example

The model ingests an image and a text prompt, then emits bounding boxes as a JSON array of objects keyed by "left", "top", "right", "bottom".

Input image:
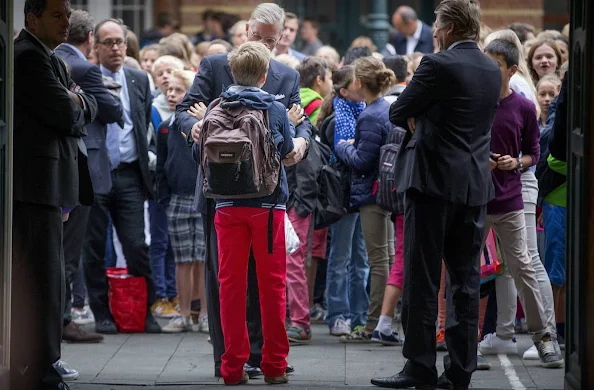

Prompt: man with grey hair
[
  {"left": 371, "top": 0, "right": 500, "bottom": 388},
  {"left": 56, "top": 9, "right": 124, "bottom": 345},
  {"left": 388, "top": 5, "right": 434, "bottom": 55},
  {"left": 177, "top": 1, "right": 311, "bottom": 380}
]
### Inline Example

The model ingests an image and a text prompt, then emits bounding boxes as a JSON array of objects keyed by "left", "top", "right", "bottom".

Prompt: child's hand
[
  {"left": 287, "top": 104, "right": 305, "bottom": 126},
  {"left": 188, "top": 102, "right": 207, "bottom": 120},
  {"left": 191, "top": 122, "right": 202, "bottom": 144},
  {"left": 496, "top": 155, "right": 518, "bottom": 171}
]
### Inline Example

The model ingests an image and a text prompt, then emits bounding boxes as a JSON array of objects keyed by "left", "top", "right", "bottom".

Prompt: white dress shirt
[{"left": 406, "top": 21, "right": 424, "bottom": 55}]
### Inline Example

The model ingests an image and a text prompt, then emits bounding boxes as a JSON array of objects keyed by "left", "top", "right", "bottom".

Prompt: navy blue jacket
[
  {"left": 55, "top": 44, "right": 123, "bottom": 195},
  {"left": 196, "top": 87, "right": 294, "bottom": 210},
  {"left": 176, "top": 53, "right": 311, "bottom": 213},
  {"left": 389, "top": 22, "right": 434, "bottom": 55},
  {"left": 156, "top": 115, "right": 198, "bottom": 206},
  {"left": 335, "top": 98, "right": 392, "bottom": 208}
]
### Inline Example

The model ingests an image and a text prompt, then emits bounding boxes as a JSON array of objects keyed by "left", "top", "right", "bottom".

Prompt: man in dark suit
[
  {"left": 370, "top": 0, "right": 501, "bottom": 389},
  {"left": 82, "top": 18, "right": 160, "bottom": 334},
  {"left": 386, "top": 6, "right": 434, "bottom": 56},
  {"left": 56, "top": 9, "right": 124, "bottom": 344},
  {"left": 12, "top": 1, "right": 97, "bottom": 388},
  {"left": 176, "top": 3, "right": 311, "bottom": 378}
]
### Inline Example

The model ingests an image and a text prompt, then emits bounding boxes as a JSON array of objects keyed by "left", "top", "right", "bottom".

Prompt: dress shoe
[
  {"left": 437, "top": 373, "right": 468, "bottom": 390},
  {"left": 145, "top": 312, "right": 162, "bottom": 333},
  {"left": 371, "top": 371, "right": 435, "bottom": 389},
  {"left": 63, "top": 322, "right": 104, "bottom": 343},
  {"left": 95, "top": 318, "right": 118, "bottom": 334}
]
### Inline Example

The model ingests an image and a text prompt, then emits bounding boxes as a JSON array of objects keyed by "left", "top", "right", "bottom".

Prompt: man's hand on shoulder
[{"left": 283, "top": 137, "right": 308, "bottom": 166}]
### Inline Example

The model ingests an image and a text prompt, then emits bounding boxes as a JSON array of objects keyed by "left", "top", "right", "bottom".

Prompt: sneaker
[
  {"left": 436, "top": 328, "right": 447, "bottom": 351},
  {"left": 71, "top": 306, "right": 94, "bottom": 325},
  {"left": 224, "top": 371, "right": 249, "bottom": 386},
  {"left": 162, "top": 315, "right": 190, "bottom": 333},
  {"left": 371, "top": 329, "right": 403, "bottom": 346},
  {"left": 264, "top": 372, "right": 289, "bottom": 384},
  {"left": 478, "top": 332, "right": 518, "bottom": 355},
  {"left": 287, "top": 326, "right": 312, "bottom": 344},
  {"left": 523, "top": 345, "right": 539, "bottom": 360},
  {"left": 53, "top": 360, "right": 79, "bottom": 381},
  {"left": 151, "top": 298, "right": 179, "bottom": 319},
  {"left": 310, "top": 304, "right": 327, "bottom": 323},
  {"left": 170, "top": 296, "right": 181, "bottom": 312},
  {"left": 477, "top": 351, "right": 492, "bottom": 370},
  {"left": 243, "top": 363, "right": 263, "bottom": 379},
  {"left": 536, "top": 338, "right": 564, "bottom": 368},
  {"left": 329, "top": 318, "right": 351, "bottom": 336},
  {"left": 339, "top": 326, "right": 372, "bottom": 343},
  {"left": 198, "top": 315, "right": 209, "bottom": 334}
]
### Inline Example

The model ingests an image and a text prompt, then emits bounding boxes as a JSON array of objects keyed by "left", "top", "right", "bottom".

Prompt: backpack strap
[
  {"left": 267, "top": 204, "right": 278, "bottom": 254},
  {"left": 305, "top": 209, "right": 316, "bottom": 268},
  {"left": 304, "top": 99, "right": 323, "bottom": 117}
]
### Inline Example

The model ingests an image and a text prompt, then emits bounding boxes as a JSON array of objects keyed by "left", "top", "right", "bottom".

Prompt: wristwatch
[{"left": 517, "top": 157, "right": 524, "bottom": 171}]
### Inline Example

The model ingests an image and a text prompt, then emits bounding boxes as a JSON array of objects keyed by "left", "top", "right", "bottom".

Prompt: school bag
[
  {"left": 376, "top": 125, "right": 407, "bottom": 214},
  {"left": 199, "top": 97, "right": 280, "bottom": 199}
]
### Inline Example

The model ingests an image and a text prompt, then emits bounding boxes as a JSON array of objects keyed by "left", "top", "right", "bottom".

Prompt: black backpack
[{"left": 376, "top": 126, "right": 407, "bottom": 215}]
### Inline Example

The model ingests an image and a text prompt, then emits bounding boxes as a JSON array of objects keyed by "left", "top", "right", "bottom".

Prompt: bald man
[{"left": 389, "top": 6, "right": 434, "bottom": 55}]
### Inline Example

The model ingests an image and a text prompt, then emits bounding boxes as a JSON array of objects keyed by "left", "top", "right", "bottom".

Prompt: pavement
[{"left": 63, "top": 320, "right": 565, "bottom": 390}]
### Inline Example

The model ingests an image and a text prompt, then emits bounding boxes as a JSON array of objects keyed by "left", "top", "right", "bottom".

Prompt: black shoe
[
  {"left": 436, "top": 372, "right": 469, "bottom": 390},
  {"left": 145, "top": 312, "right": 161, "bottom": 333},
  {"left": 95, "top": 318, "right": 118, "bottom": 334},
  {"left": 286, "top": 364, "right": 295, "bottom": 374},
  {"left": 244, "top": 363, "right": 263, "bottom": 379},
  {"left": 214, "top": 368, "right": 222, "bottom": 378},
  {"left": 371, "top": 365, "right": 435, "bottom": 389}
]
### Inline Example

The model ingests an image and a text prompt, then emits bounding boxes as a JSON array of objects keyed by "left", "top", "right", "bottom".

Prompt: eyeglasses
[
  {"left": 249, "top": 31, "right": 279, "bottom": 47},
  {"left": 97, "top": 39, "right": 127, "bottom": 48}
]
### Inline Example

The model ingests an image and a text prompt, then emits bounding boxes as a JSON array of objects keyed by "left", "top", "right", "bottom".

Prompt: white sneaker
[
  {"left": 53, "top": 360, "right": 79, "bottom": 380},
  {"left": 162, "top": 315, "right": 190, "bottom": 333},
  {"left": 329, "top": 318, "right": 351, "bottom": 336},
  {"left": 71, "top": 306, "right": 95, "bottom": 325},
  {"left": 478, "top": 332, "right": 518, "bottom": 355},
  {"left": 523, "top": 344, "right": 539, "bottom": 360},
  {"left": 198, "top": 315, "right": 209, "bottom": 334}
]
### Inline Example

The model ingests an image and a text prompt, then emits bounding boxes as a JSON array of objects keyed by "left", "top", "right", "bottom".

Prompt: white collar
[
  {"left": 24, "top": 28, "right": 54, "bottom": 56},
  {"left": 448, "top": 40, "right": 477, "bottom": 50},
  {"left": 412, "top": 21, "right": 423, "bottom": 40}
]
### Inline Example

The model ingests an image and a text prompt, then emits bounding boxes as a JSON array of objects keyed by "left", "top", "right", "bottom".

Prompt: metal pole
[{"left": 367, "top": 0, "right": 390, "bottom": 52}]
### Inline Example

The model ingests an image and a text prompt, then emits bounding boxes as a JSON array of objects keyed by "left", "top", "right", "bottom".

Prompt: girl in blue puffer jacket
[{"left": 335, "top": 56, "right": 397, "bottom": 342}]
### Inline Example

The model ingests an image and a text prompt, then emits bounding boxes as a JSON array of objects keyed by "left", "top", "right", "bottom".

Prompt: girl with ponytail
[{"left": 335, "top": 56, "right": 397, "bottom": 342}]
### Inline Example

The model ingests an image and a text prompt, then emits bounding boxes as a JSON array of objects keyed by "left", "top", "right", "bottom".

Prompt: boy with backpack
[{"left": 198, "top": 41, "right": 294, "bottom": 385}]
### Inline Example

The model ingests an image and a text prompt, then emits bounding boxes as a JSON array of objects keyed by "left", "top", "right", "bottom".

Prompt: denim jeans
[
  {"left": 326, "top": 212, "right": 369, "bottom": 328},
  {"left": 105, "top": 214, "right": 117, "bottom": 268},
  {"left": 149, "top": 200, "right": 177, "bottom": 299},
  {"left": 71, "top": 257, "right": 87, "bottom": 308}
]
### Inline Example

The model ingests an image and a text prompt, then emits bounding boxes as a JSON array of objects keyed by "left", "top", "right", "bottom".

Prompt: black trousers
[
  {"left": 401, "top": 190, "right": 486, "bottom": 386},
  {"left": 11, "top": 201, "right": 64, "bottom": 389},
  {"left": 63, "top": 205, "right": 91, "bottom": 325},
  {"left": 83, "top": 163, "right": 155, "bottom": 322},
  {"left": 203, "top": 201, "right": 264, "bottom": 373}
]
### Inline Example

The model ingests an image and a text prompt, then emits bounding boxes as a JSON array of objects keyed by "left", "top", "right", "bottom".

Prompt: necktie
[{"left": 106, "top": 71, "right": 121, "bottom": 169}]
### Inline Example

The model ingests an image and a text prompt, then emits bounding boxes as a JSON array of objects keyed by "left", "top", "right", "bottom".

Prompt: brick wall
[
  {"left": 480, "top": 0, "right": 545, "bottom": 30},
  {"left": 176, "top": 0, "right": 263, "bottom": 36}
]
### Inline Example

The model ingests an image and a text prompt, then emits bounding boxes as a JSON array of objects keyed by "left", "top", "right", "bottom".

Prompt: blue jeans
[
  {"left": 149, "top": 200, "right": 177, "bottom": 299},
  {"left": 326, "top": 212, "right": 369, "bottom": 328},
  {"left": 543, "top": 202, "right": 566, "bottom": 287},
  {"left": 105, "top": 214, "right": 117, "bottom": 268}
]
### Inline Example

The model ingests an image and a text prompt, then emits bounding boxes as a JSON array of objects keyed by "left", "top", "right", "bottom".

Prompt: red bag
[
  {"left": 480, "top": 229, "right": 504, "bottom": 284},
  {"left": 106, "top": 267, "right": 147, "bottom": 332}
]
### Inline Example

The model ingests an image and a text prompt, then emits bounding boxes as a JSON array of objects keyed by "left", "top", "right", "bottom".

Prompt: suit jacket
[
  {"left": 389, "top": 41, "right": 501, "bottom": 206},
  {"left": 55, "top": 44, "right": 124, "bottom": 195},
  {"left": 13, "top": 30, "right": 97, "bottom": 208},
  {"left": 390, "top": 22, "right": 434, "bottom": 55},
  {"left": 122, "top": 67, "right": 155, "bottom": 199}
]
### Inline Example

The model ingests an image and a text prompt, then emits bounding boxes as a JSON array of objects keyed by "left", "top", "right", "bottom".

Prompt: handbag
[
  {"left": 480, "top": 229, "right": 504, "bottom": 284},
  {"left": 107, "top": 267, "right": 147, "bottom": 332}
]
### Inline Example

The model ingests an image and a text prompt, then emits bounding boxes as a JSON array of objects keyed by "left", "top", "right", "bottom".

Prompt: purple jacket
[{"left": 488, "top": 90, "right": 540, "bottom": 214}]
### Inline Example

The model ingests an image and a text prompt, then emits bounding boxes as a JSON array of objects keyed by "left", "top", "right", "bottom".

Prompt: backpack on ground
[
  {"left": 376, "top": 126, "right": 407, "bottom": 215},
  {"left": 199, "top": 98, "right": 280, "bottom": 199}
]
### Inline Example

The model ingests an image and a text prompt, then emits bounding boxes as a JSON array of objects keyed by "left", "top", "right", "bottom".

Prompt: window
[
  {"left": 111, "top": 0, "right": 150, "bottom": 36},
  {"left": 70, "top": 0, "right": 89, "bottom": 11}
]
